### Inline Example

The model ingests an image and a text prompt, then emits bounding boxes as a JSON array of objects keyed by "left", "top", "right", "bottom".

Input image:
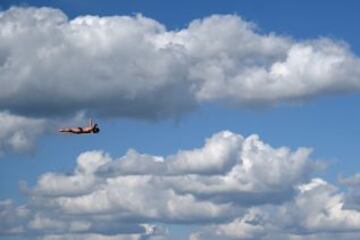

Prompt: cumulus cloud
[
  {"left": 1, "top": 131, "right": 325, "bottom": 239},
  {"left": 192, "top": 178, "right": 360, "bottom": 240},
  {"left": 0, "top": 200, "right": 30, "bottom": 235},
  {"left": 38, "top": 232, "right": 166, "bottom": 240},
  {"left": 1, "top": 6, "right": 360, "bottom": 155},
  {"left": 278, "top": 178, "right": 360, "bottom": 233},
  {"left": 1, "top": 198, "right": 163, "bottom": 238},
  {"left": 2, "top": 131, "right": 360, "bottom": 239},
  {"left": 1, "top": 7, "right": 360, "bottom": 120},
  {"left": 339, "top": 173, "right": 360, "bottom": 211},
  {"left": 0, "top": 110, "right": 90, "bottom": 156},
  {"left": 98, "top": 131, "right": 244, "bottom": 176},
  {"left": 190, "top": 209, "right": 269, "bottom": 240},
  {"left": 0, "top": 111, "right": 46, "bottom": 155},
  {"left": 99, "top": 131, "right": 319, "bottom": 205}
]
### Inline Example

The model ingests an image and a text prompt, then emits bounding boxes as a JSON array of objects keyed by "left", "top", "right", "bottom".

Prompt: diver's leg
[
  {"left": 59, "top": 128, "right": 71, "bottom": 132},
  {"left": 59, "top": 128, "right": 82, "bottom": 133}
]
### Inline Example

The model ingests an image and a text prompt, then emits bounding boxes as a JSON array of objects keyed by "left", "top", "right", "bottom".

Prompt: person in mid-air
[{"left": 59, "top": 119, "right": 100, "bottom": 134}]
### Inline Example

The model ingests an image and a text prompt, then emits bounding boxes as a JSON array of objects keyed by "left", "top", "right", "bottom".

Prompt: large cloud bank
[
  {"left": 1, "top": 7, "right": 360, "bottom": 119},
  {"left": 1, "top": 6, "right": 360, "bottom": 155},
  {"left": 2, "top": 131, "right": 360, "bottom": 239}
]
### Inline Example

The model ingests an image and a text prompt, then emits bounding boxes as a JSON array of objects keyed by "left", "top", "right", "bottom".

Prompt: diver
[{"left": 59, "top": 119, "right": 100, "bottom": 134}]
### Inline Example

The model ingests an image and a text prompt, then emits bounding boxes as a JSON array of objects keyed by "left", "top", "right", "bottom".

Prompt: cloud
[
  {"left": 339, "top": 173, "right": 360, "bottom": 211},
  {"left": 190, "top": 208, "right": 269, "bottom": 240},
  {"left": 0, "top": 200, "right": 30, "bottom": 235},
  {"left": 192, "top": 178, "right": 360, "bottom": 240},
  {"left": 1, "top": 130, "right": 323, "bottom": 239},
  {"left": 0, "top": 7, "right": 195, "bottom": 119},
  {"left": 3, "top": 131, "right": 360, "bottom": 239},
  {"left": 277, "top": 178, "right": 360, "bottom": 233},
  {"left": 0, "top": 110, "right": 91, "bottom": 157},
  {"left": 98, "top": 131, "right": 244, "bottom": 176},
  {"left": 1, "top": 7, "right": 360, "bottom": 120},
  {"left": 99, "top": 131, "right": 319, "bottom": 205},
  {"left": 0, "top": 197, "right": 163, "bottom": 238},
  {"left": 1, "top": 6, "right": 360, "bottom": 155},
  {"left": 38, "top": 232, "right": 166, "bottom": 240},
  {"left": 0, "top": 111, "right": 46, "bottom": 155}
]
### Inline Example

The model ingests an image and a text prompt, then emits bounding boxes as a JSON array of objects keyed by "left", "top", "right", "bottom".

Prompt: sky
[{"left": 1, "top": 1, "right": 360, "bottom": 240}]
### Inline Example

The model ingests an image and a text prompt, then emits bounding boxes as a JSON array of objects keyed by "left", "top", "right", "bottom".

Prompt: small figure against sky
[{"left": 59, "top": 119, "right": 100, "bottom": 134}]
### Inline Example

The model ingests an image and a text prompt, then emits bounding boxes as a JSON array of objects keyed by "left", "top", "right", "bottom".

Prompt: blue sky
[{"left": 1, "top": 1, "right": 360, "bottom": 240}]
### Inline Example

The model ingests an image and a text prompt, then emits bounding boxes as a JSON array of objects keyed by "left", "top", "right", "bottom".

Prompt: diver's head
[{"left": 92, "top": 124, "right": 100, "bottom": 133}]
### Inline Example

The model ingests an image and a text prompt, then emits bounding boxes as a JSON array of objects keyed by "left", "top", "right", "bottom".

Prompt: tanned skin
[{"left": 59, "top": 119, "right": 100, "bottom": 134}]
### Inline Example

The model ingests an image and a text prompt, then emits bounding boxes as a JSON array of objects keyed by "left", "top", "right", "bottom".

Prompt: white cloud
[
  {"left": 167, "top": 131, "right": 242, "bottom": 175},
  {"left": 98, "top": 131, "right": 318, "bottom": 205},
  {"left": 28, "top": 172, "right": 98, "bottom": 197},
  {"left": 99, "top": 131, "right": 244, "bottom": 176},
  {"left": 1, "top": 199, "right": 162, "bottom": 237},
  {"left": 1, "top": 7, "right": 360, "bottom": 120},
  {"left": 1, "top": 6, "right": 360, "bottom": 156},
  {"left": 0, "top": 200, "right": 30, "bottom": 235},
  {"left": 167, "top": 134, "right": 317, "bottom": 200},
  {"left": 190, "top": 208, "right": 268, "bottom": 240},
  {"left": 191, "top": 209, "right": 273, "bottom": 240},
  {"left": 39, "top": 232, "right": 164, "bottom": 240},
  {"left": 28, "top": 213, "right": 70, "bottom": 232},
  {"left": 1, "top": 130, "right": 323, "bottom": 239},
  {"left": 337, "top": 174, "right": 360, "bottom": 211},
  {"left": 277, "top": 178, "right": 360, "bottom": 233},
  {"left": 0, "top": 7, "right": 195, "bottom": 119},
  {"left": 192, "top": 178, "right": 360, "bottom": 240},
  {"left": 3, "top": 131, "right": 360, "bottom": 239},
  {"left": 52, "top": 174, "right": 232, "bottom": 223},
  {"left": 0, "top": 111, "right": 46, "bottom": 155}
]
